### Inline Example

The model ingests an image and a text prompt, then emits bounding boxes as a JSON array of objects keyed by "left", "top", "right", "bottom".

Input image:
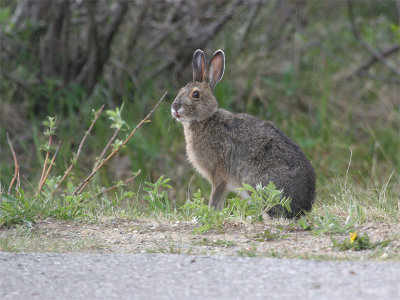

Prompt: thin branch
[
  {"left": 6, "top": 133, "right": 20, "bottom": 195},
  {"left": 39, "top": 135, "right": 52, "bottom": 189},
  {"left": 76, "top": 126, "right": 120, "bottom": 195},
  {"left": 347, "top": 0, "right": 400, "bottom": 77},
  {"left": 73, "top": 91, "right": 168, "bottom": 195},
  {"left": 55, "top": 105, "right": 105, "bottom": 191},
  {"left": 91, "top": 170, "right": 141, "bottom": 199},
  {"left": 37, "top": 140, "right": 63, "bottom": 194},
  {"left": 356, "top": 73, "right": 400, "bottom": 84},
  {"left": 346, "top": 45, "right": 400, "bottom": 80},
  {"left": 94, "top": 127, "right": 120, "bottom": 169},
  {"left": 70, "top": 124, "right": 120, "bottom": 196},
  {"left": 192, "top": 0, "right": 244, "bottom": 48},
  {"left": 75, "top": 106, "right": 105, "bottom": 160}
]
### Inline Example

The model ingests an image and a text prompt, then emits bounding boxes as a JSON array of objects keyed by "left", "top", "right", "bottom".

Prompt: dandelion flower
[{"left": 350, "top": 232, "right": 358, "bottom": 243}]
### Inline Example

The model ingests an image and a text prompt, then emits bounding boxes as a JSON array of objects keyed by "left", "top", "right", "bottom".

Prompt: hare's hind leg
[{"left": 209, "top": 180, "right": 227, "bottom": 210}]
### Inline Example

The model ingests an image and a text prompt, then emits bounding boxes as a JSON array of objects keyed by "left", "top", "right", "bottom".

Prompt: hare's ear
[
  {"left": 193, "top": 49, "right": 206, "bottom": 82},
  {"left": 207, "top": 50, "right": 225, "bottom": 90}
]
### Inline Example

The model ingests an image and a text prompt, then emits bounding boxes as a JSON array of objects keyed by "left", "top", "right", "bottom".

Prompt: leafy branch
[
  {"left": 54, "top": 105, "right": 105, "bottom": 192},
  {"left": 73, "top": 91, "right": 168, "bottom": 195}
]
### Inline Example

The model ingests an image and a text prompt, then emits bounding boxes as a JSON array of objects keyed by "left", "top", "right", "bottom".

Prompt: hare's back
[{"left": 225, "top": 112, "right": 304, "bottom": 156}]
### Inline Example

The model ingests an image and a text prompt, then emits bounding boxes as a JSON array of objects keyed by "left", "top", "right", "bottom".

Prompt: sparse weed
[
  {"left": 308, "top": 198, "right": 364, "bottom": 235},
  {"left": 0, "top": 190, "right": 40, "bottom": 227},
  {"left": 236, "top": 182, "right": 292, "bottom": 222},
  {"left": 181, "top": 189, "right": 229, "bottom": 234},
  {"left": 249, "top": 227, "right": 290, "bottom": 242},
  {"left": 193, "top": 238, "right": 237, "bottom": 247},
  {"left": 149, "top": 235, "right": 183, "bottom": 254},
  {"left": 309, "top": 208, "right": 359, "bottom": 235},
  {"left": 143, "top": 175, "right": 173, "bottom": 214},
  {"left": 296, "top": 217, "right": 313, "bottom": 231},
  {"left": 331, "top": 232, "right": 391, "bottom": 251},
  {"left": 0, "top": 237, "right": 16, "bottom": 252},
  {"left": 237, "top": 245, "right": 258, "bottom": 257},
  {"left": 182, "top": 182, "right": 299, "bottom": 234},
  {"left": 0, "top": 188, "right": 90, "bottom": 227}
]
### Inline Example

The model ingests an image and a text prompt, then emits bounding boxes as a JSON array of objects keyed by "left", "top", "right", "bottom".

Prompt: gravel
[{"left": 1, "top": 252, "right": 399, "bottom": 300}]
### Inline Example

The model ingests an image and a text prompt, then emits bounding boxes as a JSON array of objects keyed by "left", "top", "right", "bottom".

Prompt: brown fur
[{"left": 171, "top": 50, "right": 316, "bottom": 218}]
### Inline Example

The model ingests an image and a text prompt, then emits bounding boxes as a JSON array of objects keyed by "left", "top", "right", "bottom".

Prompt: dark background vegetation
[{"left": 1, "top": 0, "right": 399, "bottom": 203}]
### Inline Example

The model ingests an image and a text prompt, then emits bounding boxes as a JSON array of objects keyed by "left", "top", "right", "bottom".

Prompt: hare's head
[{"left": 171, "top": 49, "right": 225, "bottom": 123}]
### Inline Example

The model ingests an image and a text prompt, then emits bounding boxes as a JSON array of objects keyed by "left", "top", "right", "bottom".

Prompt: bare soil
[{"left": 1, "top": 218, "right": 399, "bottom": 260}]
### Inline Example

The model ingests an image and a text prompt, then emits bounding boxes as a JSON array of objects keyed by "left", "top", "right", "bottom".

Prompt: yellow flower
[{"left": 350, "top": 232, "right": 358, "bottom": 243}]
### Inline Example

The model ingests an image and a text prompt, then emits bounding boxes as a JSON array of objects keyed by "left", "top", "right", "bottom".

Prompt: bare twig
[
  {"left": 55, "top": 105, "right": 105, "bottom": 192},
  {"left": 356, "top": 73, "right": 400, "bottom": 84},
  {"left": 73, "top": 118, "right": 119, "bottom": 194},
  {"left": 39, "top": 135, "right": 52, "bottom": 189},
  {"left": 6, "top": 133, "right": 20, "bottom": 195},
  {"left": 347, "top": 0, "right": 400, "bottom": 77},
  {"left": 75, "top": 105, "right": 105, "bottom": 161},
  {"left": 192, "top": 0, "right": 244, "bottom": 48},
  {"left": 346, "top": 45, "right": 400, "bottom": 80},
  {"left": 37, "top": 140, "right": 63, "bottom": 194},
  {"left": 73, "top": 91, "right": 167, "bottom": 195},
  {"left": 94, "top": 127, "right": 120, "bottom": 169},
  {"left": 91, "top": 170, "right": 141, "bottom": 199},
  {"left": 134, "top": 15, "right": 189, "bottom": 74}
]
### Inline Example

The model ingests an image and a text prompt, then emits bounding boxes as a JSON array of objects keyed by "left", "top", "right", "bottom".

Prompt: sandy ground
[{"left": 1, "top": 218, "right": 399, "bottom": 260}]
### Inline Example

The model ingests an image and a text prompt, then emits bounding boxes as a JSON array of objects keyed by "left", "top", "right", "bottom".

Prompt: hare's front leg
[{"left": 209, "top": 180, "right": 227, "bottom": 210}]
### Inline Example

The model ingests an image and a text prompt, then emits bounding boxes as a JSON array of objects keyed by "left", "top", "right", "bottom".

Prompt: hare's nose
[
  {"left": 172, "top": 102, "right": 181, "bottom": 111},
  {"left": 171, "top": 105, "right": 183, "bottom": 119}
]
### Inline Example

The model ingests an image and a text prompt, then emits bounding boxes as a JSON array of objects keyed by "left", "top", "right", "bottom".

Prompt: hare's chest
[{"left": 183, "top": 127, "right": 218, "bottom": 182}]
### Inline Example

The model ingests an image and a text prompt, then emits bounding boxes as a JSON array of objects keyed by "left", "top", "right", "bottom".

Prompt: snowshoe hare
[{"left": 171, "top": 49, "right": 316, "bottom": 218}]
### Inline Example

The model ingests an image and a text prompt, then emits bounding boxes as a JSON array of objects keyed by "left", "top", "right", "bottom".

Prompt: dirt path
[
  {"left": 1, "top": 218, "right": 399, "bottom": 260},
  {"left": 1, "top": 252, "right": 399, "bottom": 300}
]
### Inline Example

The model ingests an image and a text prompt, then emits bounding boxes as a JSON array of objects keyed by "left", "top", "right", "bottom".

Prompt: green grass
[
  {"left": 0, "top": 190, "right": 90, "bottom": 227},
  {"left": 1, "top": 171, "right": 397, "bottom": 236}
]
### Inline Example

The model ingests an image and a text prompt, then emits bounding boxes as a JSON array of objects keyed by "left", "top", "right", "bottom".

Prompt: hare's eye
[{"left": 192, "top": 91, "right": 200, "bottom": 98}]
